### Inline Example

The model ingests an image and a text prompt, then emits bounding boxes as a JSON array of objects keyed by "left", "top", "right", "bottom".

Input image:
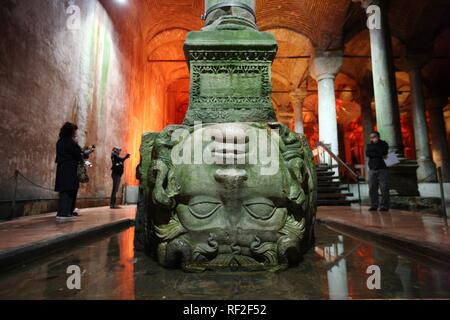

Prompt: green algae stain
[
  {"left": 99, "top": 30, "right": 112, "bottom": 119},
  {"left": 82, "top": 15, "right": 99, "bottom": 114}
]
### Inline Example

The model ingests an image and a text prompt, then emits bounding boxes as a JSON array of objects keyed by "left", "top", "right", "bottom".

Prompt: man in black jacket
[
  {"left": 366, "top": 132, "right": 390, "bottom": 211},
  {"left": 110, "top": 147, "right": 130, "bottom": 209}
]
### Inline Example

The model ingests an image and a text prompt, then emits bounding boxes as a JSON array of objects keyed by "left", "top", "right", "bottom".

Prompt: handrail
[
  {"left": 437, "top": 167, "right": 448, "bottom": 222},
  {"left": 317, "top": 142, "right": 359, "bottom": 181},
  {"left": 316, "top": 141, "right": 362, "bottom": 206}
]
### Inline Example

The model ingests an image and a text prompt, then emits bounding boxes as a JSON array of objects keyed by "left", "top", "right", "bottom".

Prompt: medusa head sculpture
[
  {"left": 135, "top": 123, "right": 317, "bottom": 271},
  {"left": 134, "top": 0, "right": 317, "bottom": 271}
]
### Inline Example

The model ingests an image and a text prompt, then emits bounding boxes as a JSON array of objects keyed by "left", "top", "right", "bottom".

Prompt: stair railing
[{"left": 316, "top": 141, "right": 362, "bottom": 205}]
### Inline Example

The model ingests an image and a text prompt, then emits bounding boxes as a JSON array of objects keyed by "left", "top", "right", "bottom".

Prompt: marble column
[
  {"left": 428, "top": 96, "right": 450, "bottom": 182},
  {"left": 355, "top": 0, "right": 419, "bottom": 196},
  {"left": 310, "top": 50, "right": 343, "bottom": 163},
  {"left": 359, "top": 77, "right": 375, "bottom": 148},
  {"left": 356, "top": 0, "right": 404, "bottom": 156},
  {"left": 289, "top": 90, "right": 306, "bottom": 134},
  {"left": 403, "top": 54, "right": 437, "bottom": 182},
  {"left": 359, "top": 83, "right": 375, "bottom": 181}
]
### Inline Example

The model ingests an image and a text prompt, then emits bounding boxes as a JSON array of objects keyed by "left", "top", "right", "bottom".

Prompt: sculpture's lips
[
  {"left": 212, "top": 152, "right": 247, "bottom": 161},
  {"left": 210, "top": 141, "right": 248, "bottom": 161},
  {"left": 187, "top": 227, "right": 281, "bottom": 244},
  {"left": 186, "top": 254, "right": 273, "bottom": 271}
]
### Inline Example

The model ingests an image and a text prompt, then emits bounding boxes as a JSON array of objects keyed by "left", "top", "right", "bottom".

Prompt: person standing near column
[
  {"left": 110, "top": 147, "right": 130, "bottom": 209},
  {"left": 366, "top": 132, "right": 390, "bottom": 211}
]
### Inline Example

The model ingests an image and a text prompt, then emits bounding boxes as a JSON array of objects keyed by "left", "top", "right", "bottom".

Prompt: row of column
[
  {"left": 290, "top": 0, "right": 450, "bottom": 182},
  {"left": 404, "top": 54, "right": 437, "bottom": 181}
]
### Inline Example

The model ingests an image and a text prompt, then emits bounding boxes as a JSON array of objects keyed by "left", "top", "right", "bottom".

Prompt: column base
[
  {"left": 416, "top": 159, "right": 437, "bottom": 183},
  {"left": 389, "top": 160, "right": 420, "bottom": 196}
]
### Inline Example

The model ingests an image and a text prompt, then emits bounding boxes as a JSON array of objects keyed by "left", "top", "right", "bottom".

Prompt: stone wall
[{"left": 0, "top": 0, "right": 133, "bottom": 218}]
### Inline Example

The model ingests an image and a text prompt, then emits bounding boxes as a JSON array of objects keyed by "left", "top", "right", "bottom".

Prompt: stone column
[
  {"left": 403, "top": 54, "right": 437, "bottom": 182},
  {"left": 356, "top": 0, "right": 404, "bottom": 156},
  {"left": 310, "top": 50, "right": 343, "bottom": 162},
  {"left": 428, "top": 96, "right": 450, "bottom": 182},
  {"left": 289, "top": 90, "right": 307, "bottom": 134},
  {"left": 355, "top": 0, "right": 419, "bottom": 196},
  {"left": 359, "top": 82, "right": 375, "bottom": 181},
  {"left": 359, "top": 84, "right": 375, "bottom": 152}
]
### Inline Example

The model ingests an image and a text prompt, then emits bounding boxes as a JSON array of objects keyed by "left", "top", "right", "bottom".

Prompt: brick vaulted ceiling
[
  {"left": 100, "top": 0, "right": 450, "bottom": 128},
  {"left": 103, "top": 0, "right": 450, "bottom": 51}
]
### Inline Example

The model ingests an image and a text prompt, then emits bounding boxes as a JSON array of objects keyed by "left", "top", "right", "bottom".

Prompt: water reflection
[
  {"left": 118, "top": 228, "right": 135, "bottom": 300},
  {"left": 0, "top": 225, "right": 448, "bottom": 300},
  {"left": 323, "top": 235, "right": 349, "bottom": 300}
]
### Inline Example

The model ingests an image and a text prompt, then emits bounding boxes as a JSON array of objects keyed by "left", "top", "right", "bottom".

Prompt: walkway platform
[
  {"left": 0, "top": 206, "right": 136, "bottom": 271},
  {"left": 318, "top": 206, "right": 450, "bottom": 266},
  {"left": 0, "top": 205, "right": 449, "bottom": 272}
]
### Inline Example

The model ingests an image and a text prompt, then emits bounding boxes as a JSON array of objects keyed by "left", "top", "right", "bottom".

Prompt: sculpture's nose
[
  {"left": 214, "top": 168, "right": 248, "bottom": 188},
  {"left": 214, "top": 168, "right": 248, "bottom": 224}
]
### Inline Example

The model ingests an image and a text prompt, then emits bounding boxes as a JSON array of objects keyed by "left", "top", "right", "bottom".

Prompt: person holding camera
[
  {"left": 55, "top": 122, "right": 95, "bottom": 222},
  {"left": 110, "top": 147, "right": 130, "bottom": 209}
]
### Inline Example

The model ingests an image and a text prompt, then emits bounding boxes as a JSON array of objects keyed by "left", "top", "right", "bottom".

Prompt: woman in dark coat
[{"left": 55, "top": 122, "right": 87, "bottom": 221}]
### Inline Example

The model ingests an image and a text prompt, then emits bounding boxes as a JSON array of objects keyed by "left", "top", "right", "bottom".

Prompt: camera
[{"left": 83, "top": 145, "right": 96, "bottom": 155}]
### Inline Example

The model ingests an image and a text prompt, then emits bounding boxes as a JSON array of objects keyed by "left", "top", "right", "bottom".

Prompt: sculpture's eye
[
  {"left": 244, "top": 198, "right": 277, "bottom": 220},
  {"left": 188, "top": 197, "right": 222, "bottom": 219}
]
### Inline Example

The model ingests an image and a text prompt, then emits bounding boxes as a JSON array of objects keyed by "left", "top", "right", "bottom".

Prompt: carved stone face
[
  {"left": 175, "top": 122, "right": 289, "bottom": 234},
  {"left": 149, "top": 123, "right": 316, "bottom": 271}
]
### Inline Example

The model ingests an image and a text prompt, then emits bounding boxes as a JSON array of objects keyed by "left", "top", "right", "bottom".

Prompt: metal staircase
[{"left": 315, "top": 142, "right": 362, "bottom": 207}]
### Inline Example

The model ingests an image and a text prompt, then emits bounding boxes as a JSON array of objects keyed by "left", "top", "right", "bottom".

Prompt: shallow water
[{"left": 0, "top": 224, "right": 449, "bottom": 300}]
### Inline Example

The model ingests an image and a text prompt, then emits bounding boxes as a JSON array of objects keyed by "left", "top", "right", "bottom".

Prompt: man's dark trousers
[
  {"left": 110, "top": 173, "right": 122, "bottom": 207},
  {"left": 369, "top": 168, "right": 390, "bottom": 209}
]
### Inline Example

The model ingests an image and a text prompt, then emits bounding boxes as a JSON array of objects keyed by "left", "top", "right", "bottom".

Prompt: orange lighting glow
[
  {"left": 118, "top": 228, "right": 135, "bottom": 300},
  {"left": 124, "top": 58, "right": 189, "bottom": 186}
]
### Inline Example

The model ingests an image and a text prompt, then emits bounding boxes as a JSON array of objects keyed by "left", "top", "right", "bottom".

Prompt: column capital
[
  {"left": 309, "top": 50, "right": 343, "bottom": 81},
  {"left": 289, "top": 89, "right": 307, "bottom": 105}
]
